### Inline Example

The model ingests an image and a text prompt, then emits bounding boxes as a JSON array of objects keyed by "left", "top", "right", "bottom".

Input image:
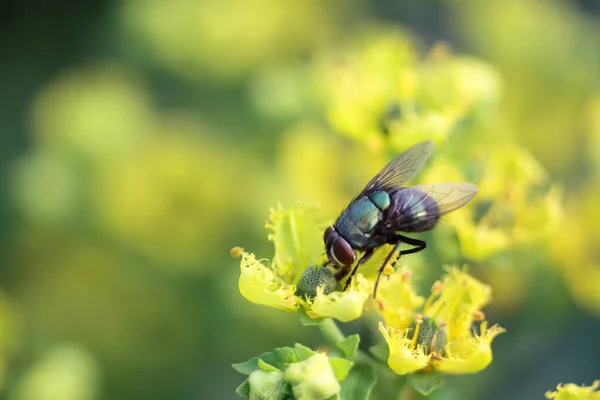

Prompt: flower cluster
[
  {"left": 236, "top": 204, "right": 505, "bottom": 384},
  {"left": 376, "top": 267, "right": 505, "bottom": 375},
  {"left": 231, "top": 26, "right": 578, "bottom": 399},
  {"left": 237, "top": 205, "right": 386, "bottom": 322}
]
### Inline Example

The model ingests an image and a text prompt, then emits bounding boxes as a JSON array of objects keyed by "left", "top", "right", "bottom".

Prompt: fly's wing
[
  {"left": 395, "top": 183, "right": 478, "bottom": 231},
  {"left": 361, "top": 141, "right": 434, "bottom": 194}
]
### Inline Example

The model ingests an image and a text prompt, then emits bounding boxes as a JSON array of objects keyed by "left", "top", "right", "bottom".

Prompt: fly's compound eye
[
  {"left": 324, "top": 227, "right": 334, "bottom": 244},
  {"left": 329, "top": 237, "right": 355, "bottom": 267}
]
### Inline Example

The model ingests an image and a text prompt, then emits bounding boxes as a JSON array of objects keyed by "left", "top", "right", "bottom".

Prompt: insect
[{"left": 323, "top": 140, "right": 477, "bottom": 298}]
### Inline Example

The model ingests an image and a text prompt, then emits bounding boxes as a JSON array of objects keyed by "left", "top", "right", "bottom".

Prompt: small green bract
[{"left": 295, "top": 265, "right": 338, "bottom": 299}]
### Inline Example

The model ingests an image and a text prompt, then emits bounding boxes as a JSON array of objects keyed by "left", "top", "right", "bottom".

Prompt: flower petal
[
  {"left": 239, "top": 253, "right": 298, "bottom": 311},
  {"left": 306, "top": 274, "right": 372, "bottom": 322},
  {"left": 433, "top": 323, "right": 505, "bottom": 374},
  {"left": 545, "top": 381, "right": 600, "bottom": 399},
  {"left": 426, "top": 266, "right": 491, "bottom": 338},
  {"left": 267, "top": 205, "right": 325, "bottom": 284},
  {"left": 378, "top": 322, "right": 430, "bottom": 375},
  {"left": 376, "top": 267, "right": 425, "bottom": 330}
]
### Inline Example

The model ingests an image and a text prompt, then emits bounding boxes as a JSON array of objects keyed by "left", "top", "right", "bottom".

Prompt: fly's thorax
[
  {"left": 390, "top": 187, "right": 439, "bottom": 232},
  {"left": 367, "top": 190, "right": 391, "bottom": 210},
  {"left": 335, "top": 191, "right": 391, "bottom": 248}
]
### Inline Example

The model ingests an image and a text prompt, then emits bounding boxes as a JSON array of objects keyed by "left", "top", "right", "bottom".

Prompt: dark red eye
[
  {"left": 330, "top": 238, "right": 355, "bottom": 266},
  {"left": 324, "top": 227, "right": 334, "bottom": 244}
]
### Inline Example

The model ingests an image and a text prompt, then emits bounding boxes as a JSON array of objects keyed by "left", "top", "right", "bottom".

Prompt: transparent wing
[
  {"left": 361, "top": 140, "right": 434, "bottom": 193},
  {"left": 395, "top": 183, "right": 478, "bottom": 231}
]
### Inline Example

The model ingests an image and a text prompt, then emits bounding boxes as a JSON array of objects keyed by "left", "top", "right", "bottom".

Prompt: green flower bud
[
  {"left": 410, "top": 316, "right": 447, "bottom": 356},
  {"left": 295, "top": 265, "right": 338, "bottom": 299},
  {"left": 248, "top": 369, "right": 286, "bottom": 400},
  {"left": 284, "top": 353, "right": 341, "bottom": 400}
]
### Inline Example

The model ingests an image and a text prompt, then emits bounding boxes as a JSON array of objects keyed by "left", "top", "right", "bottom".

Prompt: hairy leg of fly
[
  {"left": 396, "top": 234, "right": 427, "bottom": 254},
  {"left": 373, "top": 235, "right": 427, "bottom": 298},
  {"left": 341, "top": 248, "right": 374, "bottom": 291},
  {"left": 389, "top": 235, "right": 427, "bottom": 269}
]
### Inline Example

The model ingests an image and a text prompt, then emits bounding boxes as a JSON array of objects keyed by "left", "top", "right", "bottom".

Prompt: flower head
[
  {"left": 376, "top": 266, "right": 504, "bottom": 375},
  {"left": 546, "top": 381, "right": 600, "bottom": 400},
  {"left": 237, "top": 205, "right": 375, "bottom": 322}
]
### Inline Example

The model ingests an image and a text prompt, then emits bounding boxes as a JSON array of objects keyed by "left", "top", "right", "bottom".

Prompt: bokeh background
[{"left": 1, "top": 0, "right": 600, "bottom": 399}]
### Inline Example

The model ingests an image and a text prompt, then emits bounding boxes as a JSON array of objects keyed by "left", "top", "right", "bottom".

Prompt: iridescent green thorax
[
  {"left": 368, "top": 190, "right": 391, "bottom": 210},
  {"left": 336, "top": 191, "right": 390, "bottom": 248}
]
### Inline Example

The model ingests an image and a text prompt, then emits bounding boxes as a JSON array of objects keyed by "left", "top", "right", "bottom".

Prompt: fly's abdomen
[
  {"left": 390, "top": 187, "right": 439, "bottom": 232},
  {"left": 336, "top": 191, "right": 390, "bottom": 248}
]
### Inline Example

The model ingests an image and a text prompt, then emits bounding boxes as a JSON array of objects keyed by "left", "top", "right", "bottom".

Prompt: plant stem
[
  {"left": 317, "top": 318, "right": 346, "bottom": 345},
  {"left": 317, "top": 318, "right": 380, "bottom": 366}
]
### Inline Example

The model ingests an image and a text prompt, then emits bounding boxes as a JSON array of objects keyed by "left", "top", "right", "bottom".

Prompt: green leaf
[
  {"left": 294, "top": 343, "right": 315, "bottom": 361},
  {"left": 368, "top": 342, "right": 389, "bottom": 363},
  {"left": 336, "top": 334, "right": 360, "bottom": 358},
  {"left": 276, "top": 380, "right": 294, "bottom": 399},
  {"left": 339, "top": 363, "right": 376, "bottom": 400},
  {"left": 407, "top": 372, "right": 444, "bottom": 396},
  {"left": 299, "top": 310, "right": 325, "bottom": 326},
  {"left": 329, "top": 358, "right": 354, "bottom": 381},
  {"left": 235, "top": 379, "right": 250, "bottom": 398},
  {"left": 258, "top": 359, "right": 282, "bottom": 373},
  {"left": 232, "top": 347, "right": 298, "bottom": 375}
]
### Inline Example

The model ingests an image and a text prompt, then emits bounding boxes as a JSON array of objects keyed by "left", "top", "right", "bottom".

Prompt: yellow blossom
[
  {"left": 239, "top": 253, "right": 298, "bottom": 312},
  {"left": 376, "top": 266, "right": 504, "bottom": 375},
  {"left": 304, "top": 274, "right": 373, "bottom": 323},
  {"left": 314, "top": 27, "right": 418, "bottom": 145},
  {"left": 424, "top": 267, "right": 492, "bottom": 338},
  {"left": 375, "top": 268, "right": 424, "bottom": 330},
  {"left": 237, "top": 206, "right": 374, "bottom": 322},
  {"left": 378, "top": 322, "right": 430, "bottom": 375},
  {"left": 433, "top": 321, "right": 505, "bottom": 374},
  {"left": 546, "top": 381, "right": 600, "bottom": 400}
]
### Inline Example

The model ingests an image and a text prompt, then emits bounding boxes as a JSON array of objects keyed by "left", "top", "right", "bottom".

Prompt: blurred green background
[{"left": 1, "top": 0, "right": 600, "bottom": 399}]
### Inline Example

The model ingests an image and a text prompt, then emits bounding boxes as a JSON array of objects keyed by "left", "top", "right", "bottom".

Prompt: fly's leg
[
  {"left": 334, "top": 266, "right": 351, "bottom": 282},
  {"left": 396, "top": 234, "right": 427, "bottom": 256},
  {"left": 387, "top": 235, "right": 427, "bottom": 269},
  {"left": 341, "top": 248, "right": 374, "bottom": 291},
  {"left": 373, "top": 235, "right": 427, "bottom": 298},
  {"left": 373, "top": 242, "right": 402, "bottom": 299}
]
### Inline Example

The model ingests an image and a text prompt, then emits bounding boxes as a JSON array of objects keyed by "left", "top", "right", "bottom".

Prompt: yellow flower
[
  {"left": 375, "top": 269, "right": 424, "bottom": 330},
  {"left": 425, "top": 267, "right": 491, "bottom": 338},
  {"left": 303, "top": 275, "right": 373, "bottom": 323},
  {"left": 239, "top": 253, "right": 298, "bottom": 312},
  {"left": 376, "top": 266, "right": 504, "bottom": 375},
  {"left": 314, "top": 27, "right": 418, "bottom": 146},
  {"left": 547, "top": 187, "right": 600, "bottom": 315},
  {"left": 315, "top": 29, "right": 500, "bottom": 151},
  {"left": 445, "top": 142, "right": 563, "bottom": 262},
  {"left": 546, "top": 381, "right": 600, "bottom": 400},
  {"left": 378, "top": 322, "right": 430, "bottom": 375},
  {"left": 432, "top": 321, "right": 504, "bottom": 374},
  {"left": 237, "top": 206, "right": 374, "bottom": 322}
]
